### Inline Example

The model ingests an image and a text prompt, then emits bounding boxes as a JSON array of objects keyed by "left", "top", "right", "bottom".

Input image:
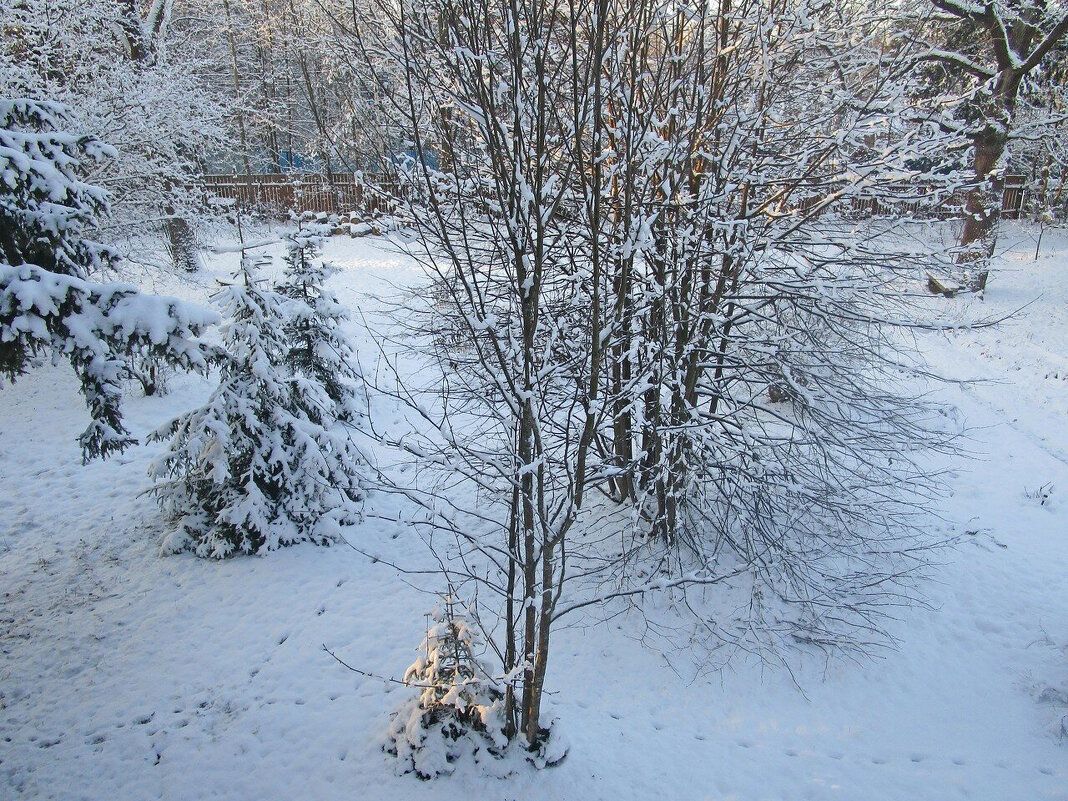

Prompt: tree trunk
[
  {"left": 222, "top": 0, "right": 253, "bottom": 178},
  {"left": 958, "top": 124, "right": 1007, "bottom": 292},
  {"left": 164, "top": 211, "right": 201, "bottom": 272}
]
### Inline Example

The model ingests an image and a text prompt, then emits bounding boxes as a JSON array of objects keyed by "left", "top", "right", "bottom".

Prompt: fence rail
[
  {"left": 1002, "top": 175, "right": 1027, "bottom": 219},
  {"left": 202, "top": 173, "right": 402, "bottom": 216},
  {"left": 201, "top": 172, "right": 1028, "bottom": 220},
  {"left": 786, "top": 174, "right": 1027, "bottom": 220}
]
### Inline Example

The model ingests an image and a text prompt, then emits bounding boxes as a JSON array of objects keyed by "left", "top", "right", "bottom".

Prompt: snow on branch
[
  {"left": 915, "top": 49, "right": 996, "bottom": 80},
  {"left": 0, "top": 263, "right": 219, "bottom": 459},
  {"left": 1, "top": 97, "right": 219, "bottom": 459}
]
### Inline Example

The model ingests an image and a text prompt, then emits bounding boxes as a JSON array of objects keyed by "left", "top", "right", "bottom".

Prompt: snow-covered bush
[
  {"left": 387, "top": 601, "right": 509, "bottom": 778},
  {"left": 0, "top": 99, "right": 217, "bottom": 459},
  {"left": 149, "top": 253, "right": 364, "bottom": 558}
]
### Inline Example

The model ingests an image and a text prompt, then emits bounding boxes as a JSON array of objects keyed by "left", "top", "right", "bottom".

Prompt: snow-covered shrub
[
  {"left": 1024, "top": 482, "right": 1055, "bottom": 508},
  {"left": 0, "top": 99, "right": 217, "bottom": 459},
  {"left": 387, "top": 601, "right": 509, "bottom": 778},
  {"left": 149, "top": 254, "right": 364, "bottom": 558}
]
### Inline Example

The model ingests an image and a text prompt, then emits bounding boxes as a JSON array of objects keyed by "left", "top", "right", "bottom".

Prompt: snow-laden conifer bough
[{"left": 0, "top": 98, "right": 217, "bottom": 461}]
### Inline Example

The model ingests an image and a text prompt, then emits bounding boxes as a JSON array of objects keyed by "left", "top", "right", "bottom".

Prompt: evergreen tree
[
  {"left": 273, "top": 214, "right": 368, "bottom": 536},
  {"left": 0, "top": 99, "right": 216, "bottom": 459},
  {"left": 149, "top": 253, "right": 364, "bottom": 558},
  {"left": 387, "top": 599, "right": 509, "bottom": 778},
  {"left": 275, "top": 213, "right": 364, "bottom": 424}
]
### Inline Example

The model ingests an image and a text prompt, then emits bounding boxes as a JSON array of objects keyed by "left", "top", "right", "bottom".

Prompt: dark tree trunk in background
[
  {"left": 164, "top": 212, "right": 201, "bottom": 272},
  {"left": 930, "top": 0, "right": 1068, "bottom": 290}
]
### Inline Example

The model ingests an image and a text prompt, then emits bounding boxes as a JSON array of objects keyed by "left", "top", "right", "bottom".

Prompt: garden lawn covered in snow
[{"left": 1, "top": 223, "right": 1066, "bottom": 801}]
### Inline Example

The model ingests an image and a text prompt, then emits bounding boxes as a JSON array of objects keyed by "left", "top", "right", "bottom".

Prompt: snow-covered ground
[{"left": 1, "top": 224, "right": 1066, "bottom": 800}]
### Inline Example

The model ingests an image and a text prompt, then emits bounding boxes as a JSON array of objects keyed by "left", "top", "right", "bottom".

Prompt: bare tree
[
  {"left": 574, "top": 0, "right": 965, "bottom": 656},
  {"left": 373, "top": 0, "right": 614, "bottom": 754},
  {"left": 359, "top": 0, "right": 967, "bottom": 769}
]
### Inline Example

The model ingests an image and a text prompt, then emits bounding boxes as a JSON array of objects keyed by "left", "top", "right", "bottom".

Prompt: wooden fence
[
  {"left": 202, "top": 173, "right": 403, "bottom": 217},
  {"left": 793, "top": 174, "right": 1026, "bottom": 220},
  {"left": 202, "top": 172, "right": 1028, "bottom": 221},
  {"left": 1002, "top": 175, "right": 1027, "bottom": 219}
]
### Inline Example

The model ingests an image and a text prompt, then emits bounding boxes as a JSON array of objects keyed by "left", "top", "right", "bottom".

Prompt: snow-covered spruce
[
  {"left": 149, "top": 254, "right": 364, "bottom": 558},
  {"left": 0, "top": 98, "right": 217, "bottom": 459},
  {"left": 387, "top": 601, "right": 510, "bottom": 778},
  {"left": 275, "top": 213, "right": 364, "bottom": 424}
]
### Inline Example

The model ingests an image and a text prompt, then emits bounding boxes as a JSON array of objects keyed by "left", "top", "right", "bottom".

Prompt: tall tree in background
[
  {"left": 923, "top": 0, "right": 1068, "bottom": 289},
  {"left": 187, "top": 0, "right": 399, "bottom": 177},
  {"left": 1015, "top": 38, "right": 1068, "bottom": 219}
]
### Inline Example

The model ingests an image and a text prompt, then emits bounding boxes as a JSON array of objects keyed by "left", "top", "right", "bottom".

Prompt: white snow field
[{"left": 1, "top": 224, "right": 1066, "bottom": 801}]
